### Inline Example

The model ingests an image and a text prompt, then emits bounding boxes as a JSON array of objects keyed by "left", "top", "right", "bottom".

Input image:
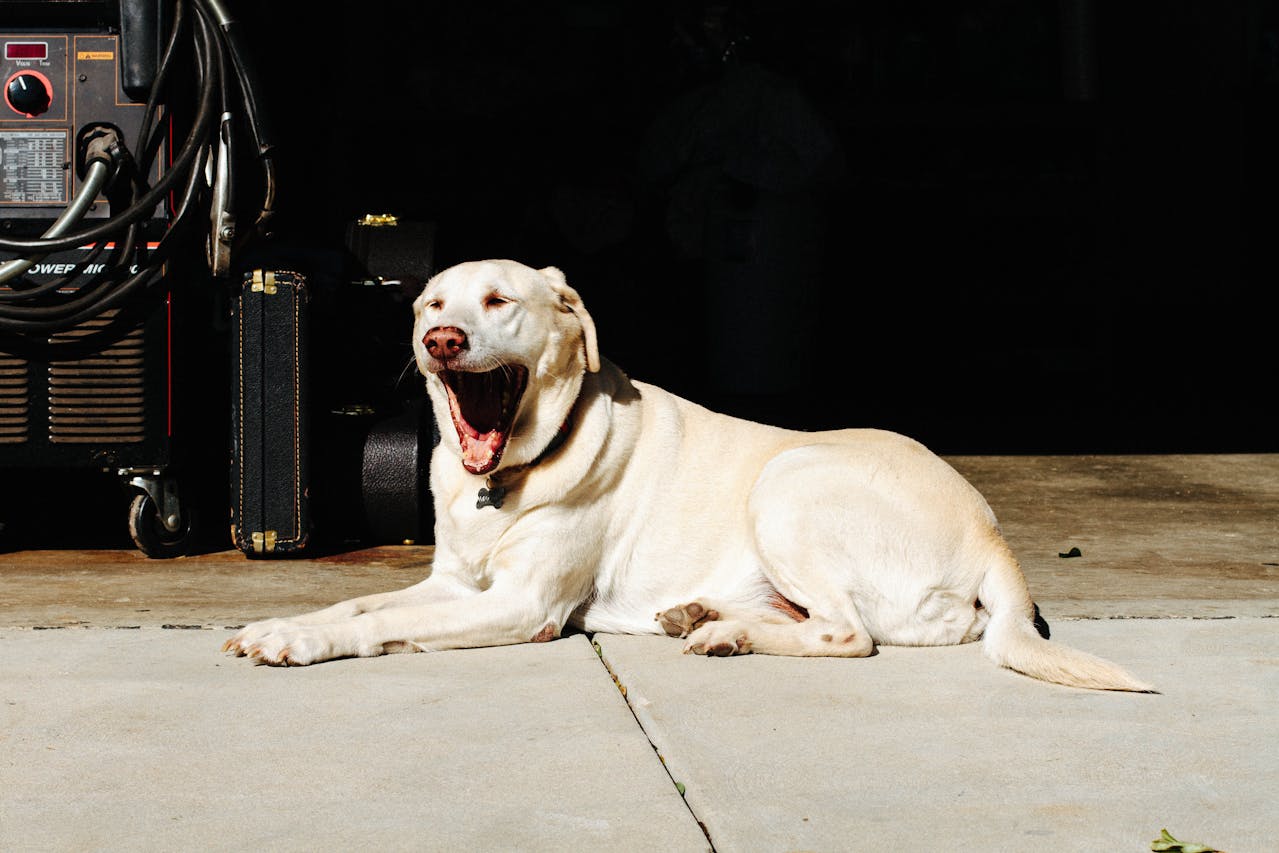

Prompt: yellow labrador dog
[{"left": 225, "top": 259, "right": 1151, "bottom": 692}]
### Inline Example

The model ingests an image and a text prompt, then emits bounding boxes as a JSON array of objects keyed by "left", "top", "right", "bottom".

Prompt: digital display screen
[{"left": 5, "top": 43, "right": 48, "bottom": 61}]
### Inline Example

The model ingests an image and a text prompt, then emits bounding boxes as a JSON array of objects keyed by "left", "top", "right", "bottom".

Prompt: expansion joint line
[{"left": 588, "top": 634, "right": 717, "bottom": 851}]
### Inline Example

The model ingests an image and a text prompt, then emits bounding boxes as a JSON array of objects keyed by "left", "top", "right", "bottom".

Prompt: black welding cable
[
  {"left": 160, "top": 134, "right": 214, "bottom": 243},
  {"left": 0, "top": 264, "right": 165, "bottom": 334},
  {"left": 24, "top": 90, "right": 216, "bottom": 318},
  {"left": 196, "top": 0, "right": 277, "bottom": 236},
  {"left": 197, "top": 0, "right": 275, "bottom": 163},
  {"left": 0, "top": 159, "right": 114, "bottom": 286},
  {"left": 133, "top": 7, "right": 220, "bottom": 263},
  {"left": 0, "top": 241, "right": 111, "bottom": 302},
  {"left": 0, "top": 0, "right": 280, "bottom": 335},
  {"left": 0, "top": 136, "right": 214, "bottom": 329},
  {"left": 0, "top": 210, "right": 145, "bottom": 323},
  {"left": 0, "top": 115, "right": 213, "bottom": 253},
  {"left": 108, "top": 3, "right": 185, "bottom": 263},
  {"left": 0, "top": 153, "right": 197, "bottom": 328},
  {"left": 0, "top": 2, "right": 221, "bottom": 255},
  {"left": 133, "top": 0, "right": 188, "bottom": 177},
  {"left": 0, "top": 197, "right": 157, "bottom": 330},
  {"left": 0, "top": 4, "right": 224, "bottom": 333}
]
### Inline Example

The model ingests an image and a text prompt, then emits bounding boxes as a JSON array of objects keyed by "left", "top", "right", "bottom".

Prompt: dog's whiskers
[{"left": 394, "top": 355, "right": 419, "bottom": 391}]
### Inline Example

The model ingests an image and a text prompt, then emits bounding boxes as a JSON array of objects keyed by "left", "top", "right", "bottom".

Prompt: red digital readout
[{"left": 5, "top": 43, "right": 48, "bottom": 61}]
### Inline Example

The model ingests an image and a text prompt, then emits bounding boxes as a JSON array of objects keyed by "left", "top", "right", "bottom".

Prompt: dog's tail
[{"left": 978, "top": 541, "right": 1155, "bottom": 693}]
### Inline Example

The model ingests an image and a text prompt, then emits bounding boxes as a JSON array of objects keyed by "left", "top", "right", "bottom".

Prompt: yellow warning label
[{"left": 76, "top": 51, "right": 114, "bottom": 61}]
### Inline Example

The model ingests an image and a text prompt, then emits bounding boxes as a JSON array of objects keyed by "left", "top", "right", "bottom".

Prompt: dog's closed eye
[{"left": 484, "top": 293, "right": 514, "bottom": 309}]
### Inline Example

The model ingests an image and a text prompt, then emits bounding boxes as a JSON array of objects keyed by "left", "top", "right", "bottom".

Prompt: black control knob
[{"left": 6, "top": 72, "right": 52, "bottom": 116}]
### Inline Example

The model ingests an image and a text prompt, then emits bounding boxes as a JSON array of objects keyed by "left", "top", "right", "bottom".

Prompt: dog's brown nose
[{"left": 423, "top": 326, "right": 468, "bottom": 360}]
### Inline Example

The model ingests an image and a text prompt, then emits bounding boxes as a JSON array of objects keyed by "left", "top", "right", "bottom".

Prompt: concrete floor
[{"left": 1, "top": 453, "right": 1277, "bottom": 851}]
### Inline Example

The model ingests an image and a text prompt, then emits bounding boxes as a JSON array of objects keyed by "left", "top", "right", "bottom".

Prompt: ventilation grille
[
  {"left": 0, "top": 353, "right": 28, "bottom": 445},
  {"left": 47, "top": 311, "right": 146, "bottom": 444}
]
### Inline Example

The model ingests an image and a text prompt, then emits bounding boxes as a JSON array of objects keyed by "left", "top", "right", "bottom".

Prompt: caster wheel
[{"left": 128, "top": 492, "right": 195, "bottom": 558}]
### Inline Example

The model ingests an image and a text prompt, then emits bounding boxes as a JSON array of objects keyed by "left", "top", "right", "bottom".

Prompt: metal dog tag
[{"left": 477, "top": 485, "right": 506, "bottom": 510}]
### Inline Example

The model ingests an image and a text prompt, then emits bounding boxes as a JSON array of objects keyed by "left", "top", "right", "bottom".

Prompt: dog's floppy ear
[{"left": 541, "top": 266, "right": 600, "bottom": 373}]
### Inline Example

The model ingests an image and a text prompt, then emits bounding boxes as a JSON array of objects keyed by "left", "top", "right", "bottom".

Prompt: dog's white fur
[{"left": 224, "top": 260, "right": 1152, "bottom": 692}]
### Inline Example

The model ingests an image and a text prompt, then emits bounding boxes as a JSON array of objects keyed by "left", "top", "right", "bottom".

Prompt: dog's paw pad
[
  {"left": 685, "top": 636, "right": 750, "bottom": 656},
  {"left": 683, "top": 622, "right": 751, "bottom": 656},
  {"left": 656, "top": 602, "right": 720, "bottom": 638}
]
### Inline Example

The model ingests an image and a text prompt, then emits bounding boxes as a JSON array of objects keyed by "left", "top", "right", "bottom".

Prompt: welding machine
[{"left": 0, "top": 0, "right": 276, "bottom": 555}]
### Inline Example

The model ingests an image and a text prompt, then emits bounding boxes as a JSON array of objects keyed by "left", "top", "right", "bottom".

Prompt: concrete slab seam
[{"left": 590, "top": 634, "right": 717, "bottom": 852}]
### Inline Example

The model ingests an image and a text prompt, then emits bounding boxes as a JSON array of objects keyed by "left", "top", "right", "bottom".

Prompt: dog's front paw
[
  {"left": 683, "top": 620, "right": 752, "bottom": 657},
  {"left": 222, "top": 618, "right": 293, "bottom": 657},
  {"left": 656, "top": 601, "right": 720, "bottom": 638},
  {"left": 243, "top": 623, "right": 348, "bottom": 667},
  {"left": 224, "top": 620, "right": 358, "bottom": 666}
]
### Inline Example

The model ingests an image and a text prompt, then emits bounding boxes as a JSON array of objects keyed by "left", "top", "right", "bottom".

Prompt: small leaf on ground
[{"left": 1151, "top": 828, "right": 1223, "bottom": 853}]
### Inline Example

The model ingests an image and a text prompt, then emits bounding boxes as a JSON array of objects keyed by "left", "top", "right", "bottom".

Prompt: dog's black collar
[{"left": 477, "top": 416, "right": 573, "bottom": 510}]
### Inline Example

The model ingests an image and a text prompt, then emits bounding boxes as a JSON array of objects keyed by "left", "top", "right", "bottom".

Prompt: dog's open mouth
[{"left": 439, "top": 366, "right": 529, "bottom": 475}]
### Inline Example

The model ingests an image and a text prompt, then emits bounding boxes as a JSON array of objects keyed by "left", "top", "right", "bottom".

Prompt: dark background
[
  {"left": 3, "top": 0, "right": 1276, "bottom": 552},
  {"left": 239, "top": 0, "right": 1276, "bottom": 455}
]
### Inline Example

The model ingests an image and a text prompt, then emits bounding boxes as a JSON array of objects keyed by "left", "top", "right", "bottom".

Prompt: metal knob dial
[{"left": 6, "top": 72, "right": 52, "bottom": 116}]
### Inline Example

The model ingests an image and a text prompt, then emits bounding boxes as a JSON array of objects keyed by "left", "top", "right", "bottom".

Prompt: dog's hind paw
[
  {"left": 657, "top": 601, "right": 720, "bottom": 638},
  {"left": 683, "top": 621, "right": 752, "bottom": 657}
]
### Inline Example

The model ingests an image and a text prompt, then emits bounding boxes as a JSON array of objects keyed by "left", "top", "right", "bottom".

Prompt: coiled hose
[{"left": 0, "top": 0, "right": 276, "bottom": 335}]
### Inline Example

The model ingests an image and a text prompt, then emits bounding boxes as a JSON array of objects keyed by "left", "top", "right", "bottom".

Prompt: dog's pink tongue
[{"left": 461, "top": 431, "right": 504, "bottom": 474}]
